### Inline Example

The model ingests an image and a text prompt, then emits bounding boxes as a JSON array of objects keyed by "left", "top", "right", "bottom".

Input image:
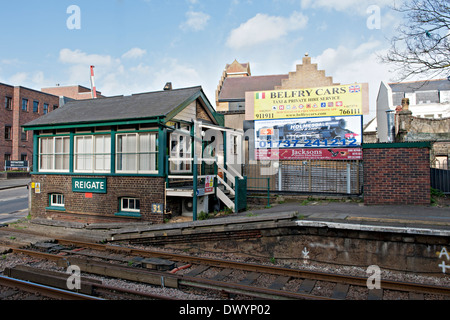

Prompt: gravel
[{"left": 2, "top": 244, "right": 450, "bottom": 300}]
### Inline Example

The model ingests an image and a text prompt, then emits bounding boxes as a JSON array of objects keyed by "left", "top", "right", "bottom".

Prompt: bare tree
[{"left": 382, "top": 0, "right": 450, "bottom": 81}]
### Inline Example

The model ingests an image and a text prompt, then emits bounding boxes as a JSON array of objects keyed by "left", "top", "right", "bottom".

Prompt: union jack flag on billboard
[{"left": 349, "top": 85, "right": 360, "bottom": 93}]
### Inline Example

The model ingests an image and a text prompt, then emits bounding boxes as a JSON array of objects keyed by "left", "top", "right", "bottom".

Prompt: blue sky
[{"left": 0, "top": 0, "right": 404, "bottom": 122}]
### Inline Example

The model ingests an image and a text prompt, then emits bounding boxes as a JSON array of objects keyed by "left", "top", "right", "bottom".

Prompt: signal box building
[{"left": 24, "top": 85, "right": 246, "bottom": 224}]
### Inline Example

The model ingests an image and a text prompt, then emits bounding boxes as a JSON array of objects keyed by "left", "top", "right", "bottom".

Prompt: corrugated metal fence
[
  {"left": 431, "top": 158, "right": 450, "bottom": 194},
  {"left": 244, "top": 160, "right": 363, "bottom": 195}
]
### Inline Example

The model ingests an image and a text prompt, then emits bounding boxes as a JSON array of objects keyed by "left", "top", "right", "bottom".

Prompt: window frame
[
  {"left": 22, "top": 99, "right": 28, "bottom": 112},
  {"left": 38, "top": 136, "right": 70, "bottom": 173},
  {"left": 4, "top": 97, "right": 12, "bottom": 110},
  {"left": 4, "top": 126, "right": 12, "bottom": 140},
  {"left": 116, "top": 132, "right": 158, "bottom": 174},
  {"left": 74, "top": 134, "right": 111, "bottom": 173},
  {"left": 33, "top": 100, "right": 39, "bottom": 113},
  {"left": 50, "top": 193, "right": 65, "bottom": 208},
  {"left": 169, "top": 124, "right": 192, "bottom": 174},
  {"left": 21, "top": 127, "right": 27, "bottom": 141},
  {"left": 120, "top": 197, "right": 141, "bottom": 213}
]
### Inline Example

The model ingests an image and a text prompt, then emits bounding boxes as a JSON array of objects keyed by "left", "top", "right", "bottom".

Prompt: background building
[
  {"left": 41, "top": 85, "right": 104, "bottom": 101},
  {"left": 216, "top": 55, "right": 339, "bottom": 130},
  {"left": 1, "top": 83, "right": 105, "bottom": 172},
  {"left": 376, "top": 79, "right": 450, "bottom": 143},
  {"left": 0, "top": 83, "right": 60, "bottom": 171}
]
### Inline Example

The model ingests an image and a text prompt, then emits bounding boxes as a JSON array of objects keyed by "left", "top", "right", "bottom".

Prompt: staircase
[{"left": 215, "top": 162, "right": 246, "bottom": 213}]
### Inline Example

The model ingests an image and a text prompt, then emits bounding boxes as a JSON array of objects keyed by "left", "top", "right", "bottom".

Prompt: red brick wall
[
  {"left": 363, "top": 145, "right": 431, "bottom": 205},
  {"left": 0, "top": 84, "right": 14, "bottom": 169},
  {"left": 31, "top": 175, "right": 166, "bottom": 224},
  {"left": 41, "top": 86, "right": 104, "bottom": 100}
]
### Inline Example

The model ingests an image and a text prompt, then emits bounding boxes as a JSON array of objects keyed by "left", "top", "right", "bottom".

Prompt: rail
[
  {"left": 0, "top": 275, "right": 103, "bottom": 300},
  {"left": 11, "top": 239, "right": 450, "bottom": 300}
]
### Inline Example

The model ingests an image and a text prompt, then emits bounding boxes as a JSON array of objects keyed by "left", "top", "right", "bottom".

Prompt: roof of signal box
[{"left": 23, "top": 86, "right": 215, "bottom": 128}]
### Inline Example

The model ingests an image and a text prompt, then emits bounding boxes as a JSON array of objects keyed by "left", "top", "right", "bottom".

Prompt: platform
[{"left": 241, "top": 199, "right": 450, "bottom": 236}]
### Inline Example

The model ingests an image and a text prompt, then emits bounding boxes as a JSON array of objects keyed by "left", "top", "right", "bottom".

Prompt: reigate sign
[{"left": 72, "top": 178, "right": 107, "bottom": 194}]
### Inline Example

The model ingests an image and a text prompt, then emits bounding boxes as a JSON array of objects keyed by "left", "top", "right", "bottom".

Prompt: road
[{"left": 0, "top": 186, "right": 29, "bottom": 224}]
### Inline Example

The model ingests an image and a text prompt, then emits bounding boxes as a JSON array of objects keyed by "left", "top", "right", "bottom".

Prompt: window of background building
[
  {"left": 21, "top": 127, "right": 27, "bottom": 141},
  {"left": 22, "top": 99, "right": 28, "bottom": 111},
  {"left": 4, "top": 97, "right": 12, "bottom": 110},
  {"left": 43, "top": 103, "right": 49, "bottom": 114},
  {"left": 33, "top": 101, "right": 39, "bottom": 113},
  {"left": 4, "top": 126, "right": 12, "bottom": 140}
]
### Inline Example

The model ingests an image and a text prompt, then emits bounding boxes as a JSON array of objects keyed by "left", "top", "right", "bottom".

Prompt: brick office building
[
  {"left": 0, "top": 83, "right": 60, "bottom": 171},
  {"left": 41, "top": 85, "right": 104, "bottom": 100},
  {"left": 23, "top": 85, "right": 246, "bottom": 224}
]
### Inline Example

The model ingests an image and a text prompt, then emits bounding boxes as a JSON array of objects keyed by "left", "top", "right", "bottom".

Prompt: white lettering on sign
[{"left": 73, "top": 179, "right": 106, "bottom": 193}]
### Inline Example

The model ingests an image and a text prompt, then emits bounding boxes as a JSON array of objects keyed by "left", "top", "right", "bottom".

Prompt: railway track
[
  {"left": 2, "top": 237, "right": 450, "bottom": 300},
  {"left": 0, "top": 274, "right": 103, "bottom": 300}
]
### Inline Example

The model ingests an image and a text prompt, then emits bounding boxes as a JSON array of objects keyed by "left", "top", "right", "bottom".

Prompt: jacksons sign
[
  {"left": 251, "top": 83, "right": 368, "bottom": 120},
  {"left": 72, "top": 178, "right": 107, "bottom": 194}
]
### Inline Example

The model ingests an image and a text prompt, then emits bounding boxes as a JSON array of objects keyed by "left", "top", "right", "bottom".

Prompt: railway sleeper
[
  {"left": 56, "top": 256, "right": 179, "bottom": 289},
  {"left": 4, "top": 264, "right": 102, "bottom": 295}
]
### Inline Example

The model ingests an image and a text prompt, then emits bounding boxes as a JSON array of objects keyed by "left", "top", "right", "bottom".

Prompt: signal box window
[
  {"left": 50, "top": 194, "right": 65, "bottom": 208},
  {"left": 121, "top": 197, "right": 140, "bottom": 213}
]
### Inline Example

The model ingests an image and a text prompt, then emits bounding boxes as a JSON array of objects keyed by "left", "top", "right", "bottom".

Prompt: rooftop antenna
[{"left": 90, "top": 65, "right": 97, "bottom": 99}]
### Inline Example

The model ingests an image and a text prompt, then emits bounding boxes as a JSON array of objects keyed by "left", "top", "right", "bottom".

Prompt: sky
[{"left": 0, "top": 0, "right": 407, "bottom": 123}]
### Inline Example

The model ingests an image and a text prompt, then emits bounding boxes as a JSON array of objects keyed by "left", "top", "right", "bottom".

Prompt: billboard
[
  {"left": 245, "top": 83, "right": 369, "bottom": 121},
  {"left": 254, "top": 116, "right": 362, "bottom": 160},
  {"left": 255, "top": 116, "right": 362, "bottom": 148},
  {"left": 255, "top": 148, "right": 363, "bottom": 160}
]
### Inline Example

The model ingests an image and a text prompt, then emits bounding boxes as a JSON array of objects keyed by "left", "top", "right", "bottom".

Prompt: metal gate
[
  {"left": 431, "top": 158, "right": 450, "bottom": 194},
  {"left": 244, "top": 160, "right": 363, "bottom": 195}
]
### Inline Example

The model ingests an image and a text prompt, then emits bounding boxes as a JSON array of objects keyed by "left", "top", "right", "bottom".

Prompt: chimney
[
  {"left": 90, "top": 65, "right": 97, "bottom": 99},
  {"left": 164, "top": 82, "right": 172, "bottom": 91},
  {"left": 401, "top": 98, "right": 409, "bottom": 111}
]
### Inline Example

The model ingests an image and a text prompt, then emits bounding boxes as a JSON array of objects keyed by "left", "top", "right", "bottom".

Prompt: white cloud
[
  {"left": 54, "top": 48, "right": 206, "bottom": 97},
  {"left": 59, "top": 48, "right": 119, "bottom": 67},
  {"left": 9, "top": 72, "right": 29, "bottom": 85},
  {"left": 6, "top": 70, "right": 56, "bottom": 89},
  {"left": 180, "top": 11, "right": 211, "bottom": 32},
  {"left": 226, "top": 11, "right": 308, "bottom": 49},
  {"left": 311, "top": 41, "right": 395, "bottom": 122},
  {"left": 122, "top": 47, "right": 147, "bottom": 59}
]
